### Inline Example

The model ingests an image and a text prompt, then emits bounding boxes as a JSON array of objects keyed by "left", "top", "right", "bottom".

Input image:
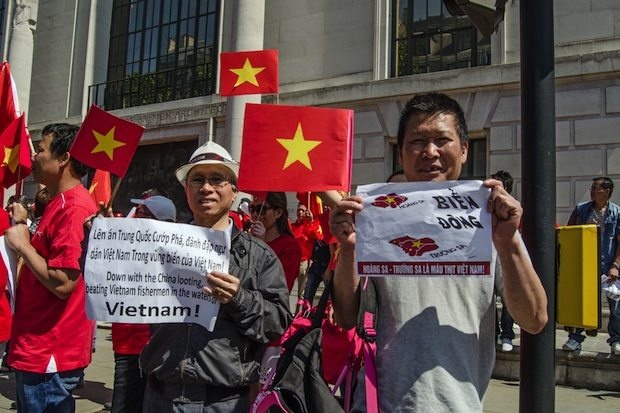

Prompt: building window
[
  {"left": 0, "top": 0, "right": 7, "bottom": 58},
  {"left": 459, "top": 137, "right": 487, "bottom": 180},
  {"left": 90, "top": 0, "right": 219, "bottom": 110},
  {"left": 392, "top": 0, "right": 490, "bottom": 77}
]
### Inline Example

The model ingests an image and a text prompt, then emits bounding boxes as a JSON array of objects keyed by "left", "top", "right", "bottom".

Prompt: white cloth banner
[
  {"left": 85, "top": 218, "right": 230, "bottom": 331},
  {"left": 356, "top": 180, "right": 492, "bottom": 277}
]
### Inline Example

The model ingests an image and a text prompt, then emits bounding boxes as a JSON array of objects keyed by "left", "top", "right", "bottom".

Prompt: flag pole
[
  {"left": 14, "top": 172, "right": 22, "bottom": 198},
  {"left": 106, "top": 177, "right": 123, "bottom": 211},
  {"left": 24, "top": 120, "right": 35, "bottom": 155},
  {"left": 15, "top": 115, "right": 33, "bottom": 199}
]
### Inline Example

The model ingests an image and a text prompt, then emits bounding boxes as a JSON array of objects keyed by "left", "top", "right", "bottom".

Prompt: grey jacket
[{"left": 140, "top": 227, "right": 291, "bottom": 390}]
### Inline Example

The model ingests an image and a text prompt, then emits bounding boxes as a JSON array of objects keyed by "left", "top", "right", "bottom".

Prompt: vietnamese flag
[
  {"left": 70, "top": 105, "right": 144, "bottom": 178},
  {"left": 0, "top": 114, "right": 32, "bottom": 189},
  {"left": 296, "top": 192, "right": 323, "bottom": 217},
  {"left": 0, "top": 62, "right": 20, "bottom": 133},
  {"left": 220, "top": 50, "right": 278, "bottom": 96},
  {"left": 89, "top": 169, "right": 111, "bottom": 205},
  {"left": 238, "top": 103, "right": 353, "bottom": 192}
]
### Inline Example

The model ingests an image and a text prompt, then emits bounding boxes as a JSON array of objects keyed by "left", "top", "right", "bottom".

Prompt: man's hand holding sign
[
  {"left": 85, "top": 217, "right": 230, "bottom": 331},
  {"left": 355, "top": 181, "right": 492, "bottom": 277}
]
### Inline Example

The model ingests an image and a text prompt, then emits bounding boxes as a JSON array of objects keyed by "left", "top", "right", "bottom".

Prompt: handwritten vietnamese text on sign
[{"left": 84, "top": 218, "right": 230, "bottom": 331}]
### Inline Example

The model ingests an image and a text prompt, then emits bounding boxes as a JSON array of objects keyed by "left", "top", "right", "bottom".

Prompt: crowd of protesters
[{"left": 0, "top": 93, "right": 556, "bottom": 413}]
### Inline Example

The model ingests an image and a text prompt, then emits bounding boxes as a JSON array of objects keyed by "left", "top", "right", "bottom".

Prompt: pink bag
[{"left": 281, "top": 297, "right": 362, "bottom": 385}]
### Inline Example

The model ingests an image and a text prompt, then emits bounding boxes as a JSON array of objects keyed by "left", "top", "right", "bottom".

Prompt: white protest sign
[
  {"left": 356, "top": 180, "right": 492, "bottom": 277},
  {"left": 84, "top": 218, "right": 230, "bottom": 331},
  {"left": 0, "top": 236, "right": 17, "bottom": 311}
]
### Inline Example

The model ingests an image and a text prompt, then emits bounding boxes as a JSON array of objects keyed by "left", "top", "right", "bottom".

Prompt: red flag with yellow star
[
  {"left": 70, "top": 105, "right": 144, "bottom": 178},
  {"left": 89, "top": 169, "right": 111, "bottom": 205},
  {"left": 219, "top": 50, "right": 278, "bottom": 96},
  {"left": 0, "top": 62, "right": 20, "bottom": 134},
  {"left": 238, "top": 103, "right": 353, "bottom": 192},
  {"left": 296, "top": 192, "right": 324, "bottom": 217},
  {"left": 0, "top": 114, "right": 32, "bottom": 189}
]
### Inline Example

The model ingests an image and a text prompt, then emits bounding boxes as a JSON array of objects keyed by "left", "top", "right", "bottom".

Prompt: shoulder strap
[
  {"left": 311, "top": 279, "right": 333, "bottom": 329},
  {"left": 357, "top": 277, "right": 381, "bottom": 413},
  {"left": 357, "top": 277, "right": 377, "bottom": 342},
  {"left": 357, "top": 277, "right": 380, "bottom": 413}
]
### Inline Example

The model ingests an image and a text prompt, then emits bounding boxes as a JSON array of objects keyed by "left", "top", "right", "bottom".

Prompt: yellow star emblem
[
  {"left": 89, "top": 182, "right": 98, "bottom": 194},
  {"left": 91, "top": 127, "right": 126, "bottom": 160},
  {"left": 412, "top": 240, "right": 423, "bottom": 248},
  {"left": 3, "top": 144, "right": 20, "bottom": 173},
  {"left": 230, "top": 58, "right": 265, "bottom": 87},
  {"left": 276, "top": 123, "right": 322, "bottom": 170}
]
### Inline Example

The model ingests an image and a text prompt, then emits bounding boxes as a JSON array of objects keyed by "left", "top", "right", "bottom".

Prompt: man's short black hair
[
  {"left": 593, "top": 176, "right": 614, "bottom": 197},
  {"left": 397, "top": 92, "right": 469, "bottom": 152},
  {"left": 42, "top": 123, "right": 91, "bottom": 177},
  {"left": 491, "top": 170, "right": 514, "bottom": 194}
]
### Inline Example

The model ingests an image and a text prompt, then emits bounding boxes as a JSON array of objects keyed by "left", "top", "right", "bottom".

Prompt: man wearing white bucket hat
[{"left": 140, "top": 141, "right": 291, "bottom": 412}]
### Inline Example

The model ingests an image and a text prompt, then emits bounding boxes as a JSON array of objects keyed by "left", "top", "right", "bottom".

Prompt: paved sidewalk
[
  {"left": 0, "top": 326, "right": 114, "bottom": 412},
  {"left": 0, "top": 326, "right": 618, "bottom": 412}
]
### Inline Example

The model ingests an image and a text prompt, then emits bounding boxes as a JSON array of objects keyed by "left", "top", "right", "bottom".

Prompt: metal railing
[{"left": 88, "top": 62, "right": 216, "bottom": 110}]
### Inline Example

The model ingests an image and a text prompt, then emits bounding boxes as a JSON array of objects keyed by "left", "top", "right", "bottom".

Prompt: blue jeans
[
  {"left": 499, "top": 297, "right": 515, "bottom": 341},
  {"left": 607, "top": 297, "right": 620, "bottom": 345},
  {"left": 303, "top": 261, "right": 328, "bottom": 303},
  {"left": 569, "top": 297, "right": 620, "bottom": 345},
  {"left": 15, "top": 368, "right": 83, "bottom": 413},
  {"left": 112, "top": 353, "right": 146, "bottom": 413}
]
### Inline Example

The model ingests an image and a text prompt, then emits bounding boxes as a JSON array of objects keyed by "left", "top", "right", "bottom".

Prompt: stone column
[
  {"left": 223, "top": 0, "right": 265, "bottom": 161},
  {"left": 7, "top": 0, "right": 38, "bottom": 120}
]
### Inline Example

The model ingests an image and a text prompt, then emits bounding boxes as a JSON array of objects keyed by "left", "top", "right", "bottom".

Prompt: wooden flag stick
[{"left": 106, "top": 177, "right": 123, "bottom": 211}]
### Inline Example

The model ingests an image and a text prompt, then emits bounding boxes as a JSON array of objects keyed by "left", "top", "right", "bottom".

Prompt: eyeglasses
[
  {"left": 590, "top": 185, "right": 606, "bottom": 191},
  {"left": 187, "top": 174, "right": 231, "bottom": 189},
  {"left": 134, "top": 205, "right": 154, "bottom": 219},
  {"left": 249, "top": 204, "right": 273, "bottom": 215}
]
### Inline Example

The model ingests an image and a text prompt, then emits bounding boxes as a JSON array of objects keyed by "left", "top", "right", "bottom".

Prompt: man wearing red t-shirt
[
  {"left": 290, "top": 203, "right": 323, "bottom": 297},
  {"left": 0, "top": 208, "right": 11, "bottom": 360},
  {"left": 5, "top": 123, "right": 97, "bottom": 413}
]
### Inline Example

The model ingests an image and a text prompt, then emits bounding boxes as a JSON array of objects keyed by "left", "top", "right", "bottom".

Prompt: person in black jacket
[{"left": 140, "top": 141, "right": 291, "bottom": 412}]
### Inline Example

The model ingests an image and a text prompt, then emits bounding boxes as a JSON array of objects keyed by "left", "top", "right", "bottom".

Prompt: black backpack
[{"left": 251, "top": 282, "right": 344, "bottom": 413}]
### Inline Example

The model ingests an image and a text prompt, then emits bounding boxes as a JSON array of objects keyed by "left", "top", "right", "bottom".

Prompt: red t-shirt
[
  {"left": 229, "top": 211, "right": 251, "bottom": 231},
  {"left": 267, "top": 233, "right": 302, "bottom": 292},
  {"left": 0, "top": 209, "right": 11, "bottom": 342},
  {"left": 290, "top": 220, "right": 322, "bottom": 261},
  {"left": 112, "top": 323, "right": 151, "bottom": 355},
  {"left": 9, "top": 185, "right": 97, "bottom": 373}
]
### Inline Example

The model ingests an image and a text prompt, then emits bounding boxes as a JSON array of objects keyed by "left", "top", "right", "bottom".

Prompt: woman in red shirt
[{"left": 248, "top": 192, "right": 301, "bottom": 291}]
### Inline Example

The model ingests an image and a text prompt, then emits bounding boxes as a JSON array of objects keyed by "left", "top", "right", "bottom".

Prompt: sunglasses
[
  {"left": 186, "top": 174, "right": 231, "bottom": 189},
  {"left": 249, "top": 204, "right": 273, "bottom": 215}
]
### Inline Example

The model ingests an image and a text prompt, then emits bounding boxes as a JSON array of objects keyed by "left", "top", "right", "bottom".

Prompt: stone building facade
[{"left": 0, "top": 0, "right": 618, "bottom": 222}]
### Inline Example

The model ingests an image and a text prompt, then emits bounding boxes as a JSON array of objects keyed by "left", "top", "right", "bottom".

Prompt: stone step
[
  {"left": 499, "top": 301, "right": 611, "bottom": 332},
  {"left": 494, "top": 318, "right": 619, "bottom": 391},
  {"left": 493, "top": 344, "right": 620, "bottom": 391}
]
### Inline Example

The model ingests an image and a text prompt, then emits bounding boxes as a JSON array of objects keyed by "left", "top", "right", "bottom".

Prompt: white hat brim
[{"left": 175, "top": 161, "right": 239, "bottom": 185}]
